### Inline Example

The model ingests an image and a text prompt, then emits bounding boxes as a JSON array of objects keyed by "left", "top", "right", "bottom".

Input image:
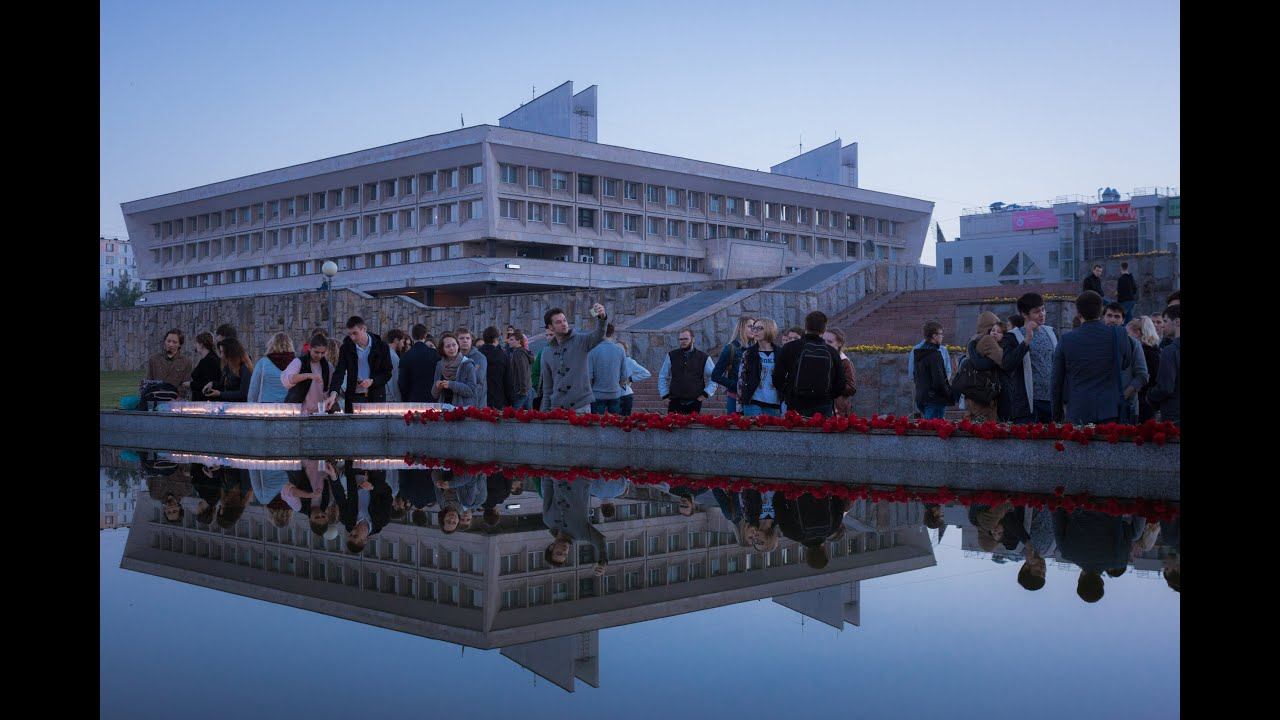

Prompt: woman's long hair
[{"left": 219, "top": 338, "right": 253, "bottom": 373}]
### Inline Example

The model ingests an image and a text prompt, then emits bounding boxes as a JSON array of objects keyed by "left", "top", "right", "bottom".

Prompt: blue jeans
[
  {"left": 743, "top": 404, "right": 782, "bottom": 417},
  {"left": 619, "top": 394, "right": 634, "bottom": 416},
  {"left": 1120, "top": 300, "right": 1136, "bottom": 323},
  {"left": 724, "top": 396, "right": 738, "bottom": 414},
  {"left": 512, "top": 390, "right": 533, "bottom": 410},
  {"left": 591, "top": 398, "right": 621, "bottom": 415},
  {"left": 923, "top": 404, "right": 948, "bottom": 419}
]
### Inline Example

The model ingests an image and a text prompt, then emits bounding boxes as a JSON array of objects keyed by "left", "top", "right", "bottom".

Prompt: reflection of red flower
[{"left": 1054, "top": 442, "right": 1065, "bottom": 452}]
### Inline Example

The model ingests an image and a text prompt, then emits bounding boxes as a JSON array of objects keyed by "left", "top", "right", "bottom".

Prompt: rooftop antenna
[
  {"left": 460, "top": 113, "right": 465, "bottom": 128},
  {"left": 532, "top": 85, "right": 536, "bottom": 100}
]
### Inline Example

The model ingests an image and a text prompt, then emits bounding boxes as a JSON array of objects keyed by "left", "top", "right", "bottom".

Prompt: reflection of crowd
[{"left": 924, "top": 502, "right": 1180, "bottom": 601}]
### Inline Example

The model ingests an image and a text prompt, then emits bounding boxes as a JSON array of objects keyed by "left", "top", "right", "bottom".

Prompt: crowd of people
[
  {"left": 910, "top": 288, "right": 1181, "bottom": 427},
  {"left": 140, "top": 303, "right": 862, "bottom": 418},
  {"left": 141, "top": 286, "right": 1179, "bottom": 427}
]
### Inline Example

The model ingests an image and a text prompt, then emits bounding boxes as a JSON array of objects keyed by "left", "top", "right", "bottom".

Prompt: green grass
[{"left": 101, "top": 371, "right": 145, "bottom": 409}]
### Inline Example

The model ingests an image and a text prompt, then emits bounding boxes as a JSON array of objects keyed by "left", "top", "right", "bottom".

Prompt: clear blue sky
[{"left": 100, "top": 0, "right": 1179, "bottom": 266}]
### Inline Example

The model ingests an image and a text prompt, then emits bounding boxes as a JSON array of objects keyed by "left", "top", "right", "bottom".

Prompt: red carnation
[{"left": 1054, "top": 441, "right": 1065, "bottom": 452}]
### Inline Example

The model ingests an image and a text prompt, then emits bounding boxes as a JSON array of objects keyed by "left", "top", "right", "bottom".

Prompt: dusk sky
[{"left": 100, "top": 0, "right": 1179, "bottom": 266}]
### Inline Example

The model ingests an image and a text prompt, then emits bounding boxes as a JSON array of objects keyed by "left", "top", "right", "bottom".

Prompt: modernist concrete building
[
  {"left": 121, "top": 81, "right": 933, "bottom": 305},
  {"left": 934, "top": 187, "right": 1180, "bottom": 288},
  {"left": 122, "top": 459, "right": 934, "bottom": 691},
  {"left": 100, "top": 236, "right": 139, "bottom": 298}
]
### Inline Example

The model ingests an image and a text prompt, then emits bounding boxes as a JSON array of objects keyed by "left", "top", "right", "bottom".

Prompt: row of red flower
[
  {"left": 401, "top": 406, "right": 1180, "bottom": 451},
  {"left": 403, "top": 454, "right": 1180, "bottom": 522}
]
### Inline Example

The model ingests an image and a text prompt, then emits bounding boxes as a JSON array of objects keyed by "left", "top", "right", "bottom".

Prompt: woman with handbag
[{"left": 958, "top": 312, "right": 1004, "bottom": 422}]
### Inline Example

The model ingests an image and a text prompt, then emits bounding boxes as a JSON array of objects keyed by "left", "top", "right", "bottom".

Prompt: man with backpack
[
  {"left": 772, "top": 311, "right": 844, "bottom": 417},
  {"left": 658, "top": 328, "right": 717, "bottom": 414}
]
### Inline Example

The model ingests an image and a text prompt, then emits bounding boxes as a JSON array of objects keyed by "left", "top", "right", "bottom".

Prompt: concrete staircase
[
  {"left": 842, "top": 282, "right": 1078, "bottom": 346},
  {"left": 624, "top": 377, "right": 730, "bottom": 415}
]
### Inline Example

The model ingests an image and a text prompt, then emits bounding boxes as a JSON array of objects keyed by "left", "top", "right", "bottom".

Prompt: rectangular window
[
  {"left": 528, "top": 203, "right": 545, "bottom": 222},
  {"left": 647, "top": 185, "right": 662, "bottom": 203},
  {"left": 667, "top": 219, "right": 680, "bottom": 236},
  {"left": 500, "top": 199, "right": 520, "bottom": 219},
  {"left": 625, "top": 182, "right": 639, "bottom": 200},
  {"left": 624, "top": 214, "right": 639, "bottom": 233},
  {"left": 963, "top": 256, "right": 973, "bottom": 273},
  {"left": 726, "top": 197, "right": 739, "bottom": 214},
  {"left": 382, "top": 212, "right": 395, "bottom": 231},
  {"left": 419, "top": 207, "right": 436, "bottom": 227},
  {"left": 765, "top": 203, "right": 776, "bottom": 220},
  {"left": 603, "top": 178, "right": 617, "bottom": 197},
  {"left": 287, "top": 198, "right": 296, "bottom": 216},
  {"left": 420, "top": 172, "right": 436, "bottom": 192},
  {"left": 689, "top": 222, "right": 701, "bottom": 239},
  {"left": 466, "top": 200, "right": 483, "bottom": 220},
  {"left": 552, "top": 205, "right": 568, "bottom": 225},
  {"left": 467, "top": 165, "right": 482, "bottom": 184},
  {"left": 578, "top": 174, "right": 595, "bottom": 195},
  {"left": 666, "top": 188, "right": 678, "bottom": 206},
  {"left": 709, "top": 195, "right": 721, "bottom": 213},
  {"left": 603, "top": 212, "right": 617, "bottom": 230},
  {"left": 403, "top": 175, "right": 417, "bottom": 195},
  {"left": 364, "top": 216, "right": 377, "bottom": 236},
  {"left": 439, "top": 204, "right": 455, "bottom": 223},
  {"left": 578, "top": 208, "right": 595, "bottom": 228},
  {"left": 552, "top": 172, "right": 568, "bottom": 191},
  {"left": 527, "top": 168, "right": 544, "bottom": 188},
  {"left": 444, "top": 169, "right": 458, "bottom": 189},
  {"left": 347, "top": 186, "right": 360, "bottom": 205},
  {"left": 984, "top": 255, "right": 994, "bottom": 273},
  {"left": 688, "top": 191, "right": 702, "bottom": 210},
  {"left": 500, "top": 164, "right": 519, "bottom": 184},
  {"left": 648, "top": 217, "right": 662, "bottom": 235},
  {"left": 944, "top": 258, "right": 953, "bottom": 275}
]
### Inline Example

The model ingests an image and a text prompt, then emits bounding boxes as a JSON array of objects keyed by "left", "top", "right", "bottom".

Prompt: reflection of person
[
  {"left": 969, "top": 502, "right": 1013, "bottom": 552},
  {"left": 542, "top": 479, "right": 607, "bottom": 575},
  {"left": 147, "top": 463, "right": 193, "bottom": 524},
  {"left": 397, "top": 469, "right": 437, "bottom": 527},
  {"left": 922, "top": 504, "right": 946, "bottom": 530},
  {"left": 1053, "top": 508, "right": 1145, "bottom": 603},
  {"left": 773, "top": 492, "right": 850, "bottom": 569},
  {"left": 433, "top": 470, "right": 488, "bottom": 533},
  {"left": 740, "top": 490, "right": 780, "bottom": 553},
  {"left": 1017, "top": 508, "right": 1057, "bottom": 591},
  {"left": 482, "top": 473, "right": 525, "bottom": 529},
  {"left": 334, "top": 465, "right": 391, "bottom": 553},
  {"left": 589, "top": 477, "right": 631, "bottom": 521},
  {"left": 289, "top": 459, "right": 335, "bottom": 537}
]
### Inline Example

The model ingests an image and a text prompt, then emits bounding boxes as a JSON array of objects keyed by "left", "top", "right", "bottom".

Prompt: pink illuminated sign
[{"left": 1011, "top": 209, "right": 1058, "bottom": 231}]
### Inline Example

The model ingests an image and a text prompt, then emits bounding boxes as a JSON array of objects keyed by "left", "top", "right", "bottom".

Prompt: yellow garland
[{"left": 844, "top": 344, "right": 964, "bottom": 353}]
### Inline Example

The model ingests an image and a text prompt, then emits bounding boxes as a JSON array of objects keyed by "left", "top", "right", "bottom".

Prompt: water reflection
[{"left": 109, "top": 449, "right": 1178, "bottom": 692}]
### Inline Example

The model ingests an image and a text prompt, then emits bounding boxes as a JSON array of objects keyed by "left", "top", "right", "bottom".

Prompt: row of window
[
  {"left": 148, "top": 163, "right": 903, "bottom": 243},
  {"left": 497, "top": 163, "right": 901, "bottom": 236},
  {"left": 152, "top": 202, "right": 484, "bottom": 266},
  {"left": 941, "top": 251, "right": 1057, "bottom": 276},
  {"left": 150, "top": 165, "right": 485, "bottom": 240},
  {"left": 152, "top": 246, "right": 706, "bottom": 290}
]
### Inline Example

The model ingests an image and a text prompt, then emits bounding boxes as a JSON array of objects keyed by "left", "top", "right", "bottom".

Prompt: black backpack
[
  {"left": 139, "top": 380, "right": 179, "bottom": 410},
  {"left": 952, "top": 357, "right": 1001, "bottom": 405},
  {"left": 791, "top": 340, "right": 833, "bottom": 400}
]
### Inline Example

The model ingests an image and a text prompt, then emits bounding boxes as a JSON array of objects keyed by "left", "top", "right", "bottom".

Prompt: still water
[{"left": 100, "top": 450, "right": 1178, "bottom": 719}]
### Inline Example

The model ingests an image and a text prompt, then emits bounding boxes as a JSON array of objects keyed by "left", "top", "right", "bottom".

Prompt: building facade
[
  {"left": 122, "top": 82, "right": 933, "bottom": 305},
  {"left": 100, "top": 236, "right": 139, "bottom": 298},
  {"left": 934, "top": 188, "right": 1180, "bottom": 288},
  {"left": 101, "top": 467, "right": 138, "bottom": 529}
]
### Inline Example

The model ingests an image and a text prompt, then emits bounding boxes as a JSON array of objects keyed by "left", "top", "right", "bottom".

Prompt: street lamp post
[{"left": 321, "top": 261, "right": 339, "bottom": 338}]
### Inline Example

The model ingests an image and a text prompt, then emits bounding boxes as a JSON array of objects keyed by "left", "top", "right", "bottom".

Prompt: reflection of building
[
  {"left": 122, "top": 482, "right": 935, "bottom": 691},
  {"left": 101, "top": 468, "right": 138, "bottom": 529},
  {"left": 122, "top": 80, "right": 932, "bottom": 305},
  {"left": 935, "top": 188, "right": 1179, "bottom": 288}
]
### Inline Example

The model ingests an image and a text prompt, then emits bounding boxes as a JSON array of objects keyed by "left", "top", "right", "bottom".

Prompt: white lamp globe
[{"left": 321, "top": 261, "right": 338, "bottom": 278}]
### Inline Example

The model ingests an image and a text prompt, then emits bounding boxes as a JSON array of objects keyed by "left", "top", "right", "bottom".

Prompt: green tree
[{"left": 102, "top": 271, "right": 146, "bottom": 309}]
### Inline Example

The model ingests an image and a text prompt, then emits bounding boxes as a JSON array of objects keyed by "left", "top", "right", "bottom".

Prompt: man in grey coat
[
  {"left": 539, "top": 304, "right": 608, "bottom": 412},
  {"left": 542, "top": 477, "right": 608, "bottom": 574}
]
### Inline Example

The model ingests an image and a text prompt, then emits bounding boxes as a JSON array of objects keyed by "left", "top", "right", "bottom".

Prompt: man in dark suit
[
  {"left": 333, "top": 464, "right": 392, "bottom": 554},
  {"left": 773, "top": 491, "right": 850, "bottom": 570},
  {"left": 1053, "top": 508, "right": 1145, "bottom": 603},
  {"left": 397, "top": 323, "right": 442, "bottom": 403},
  {"left": 327, "top": 316, "right": 394, "bottom": 414},
  {"left": 478, "top": 326, "right": 517, "bottom": 408},
  {"left": 397, "top": 468, "right": 437, "bottom": 526},
  {"left": 1051, "top": 291, "right": 1136, "bottom": 424}
]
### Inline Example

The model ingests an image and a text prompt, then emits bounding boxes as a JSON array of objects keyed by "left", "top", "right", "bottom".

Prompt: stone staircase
[
  {"left": 842, "top": 282, "right": 1078, "bottom": 346},
  {"left": 828, "top": 290, "right": 903, "bottom": 333}
]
